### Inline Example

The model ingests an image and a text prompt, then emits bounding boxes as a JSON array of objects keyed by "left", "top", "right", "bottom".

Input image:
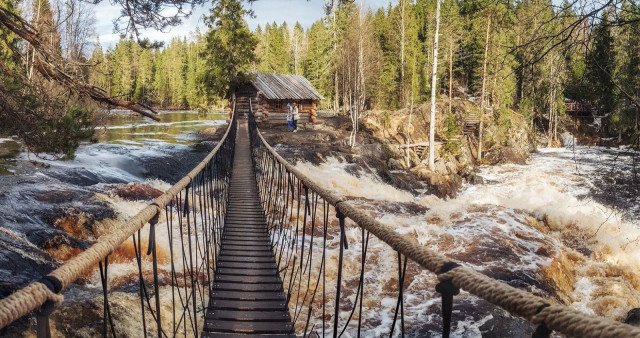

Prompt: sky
[{"left": 95, "top": 0, "right": 390, "bottom": 49}]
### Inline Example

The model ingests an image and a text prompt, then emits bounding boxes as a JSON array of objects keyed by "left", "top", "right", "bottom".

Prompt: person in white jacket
[{"left": 292, "top": 102, "right": 300, "bottom": 132}]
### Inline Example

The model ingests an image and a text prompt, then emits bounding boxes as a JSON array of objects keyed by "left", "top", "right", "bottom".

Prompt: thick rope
[
  {"left": 0, "top": 283, "right": 63, "bottom": 329},
  {"left": 0, "top": 109, "right": 237, "bottom": 331},
  {"left": 254, "top": 123, "right": 640, "bottom": 337}
]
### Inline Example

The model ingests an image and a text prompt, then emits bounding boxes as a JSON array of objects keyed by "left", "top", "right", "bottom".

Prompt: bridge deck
[{"left": 202, "top": 121, "right": 294, "bottom": 337}]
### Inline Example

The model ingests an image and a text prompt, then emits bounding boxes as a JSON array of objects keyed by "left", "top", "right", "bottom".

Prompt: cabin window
[{"left": 274, "top": 101, "right": 283, "bottom": 110}]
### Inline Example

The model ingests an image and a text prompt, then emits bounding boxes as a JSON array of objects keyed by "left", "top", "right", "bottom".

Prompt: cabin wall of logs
[
  {"left": 233, "top": 73, "right": 324, "bottom": 124},
  {"left": 258, "top": 99, "right": 317, "bottom": 123},
  {"left": 234, "top": 85, "right": 319, "bottom": 123}
]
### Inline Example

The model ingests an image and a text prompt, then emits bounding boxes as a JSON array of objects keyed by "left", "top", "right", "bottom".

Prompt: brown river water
[{"left": 1, "top": 115, "right": 639, "bottom": 336}]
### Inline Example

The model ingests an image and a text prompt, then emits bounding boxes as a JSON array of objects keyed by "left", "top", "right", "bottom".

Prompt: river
[
  {"left": 1, "top": 114, "right": 639, "bottom": 336},
  {"left": 294, "top": 145, "right": 640, "bottom": 336},
  {"left": 0, "top": 110, "right": 226, "bottom": 304}
]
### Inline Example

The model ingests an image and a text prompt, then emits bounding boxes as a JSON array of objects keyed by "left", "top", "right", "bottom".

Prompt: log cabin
[{"left": 235, "top": 73, "right": 324, "bottom": 123}]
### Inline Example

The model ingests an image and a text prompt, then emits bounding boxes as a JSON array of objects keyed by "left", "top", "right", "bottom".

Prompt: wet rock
[
  {"left": 484, "top": 146, "right": 528, "bottom": 165},
  {"left": 625, "top": 309, "right": 640, "bottom": 326},
  {"left": 478, "top": 304, "right": 536, "bottom": 337},
  {"left": 472, "top": 174, "right": 485, "bottom": 185},
  {"left": 387, "top": 158, "right": 405, "bottom": 170},
  {"left": 0, "top": 230, "right": 57, "bottom": 300},
  {"left": 42, "top": 234, "right": 90, "bottom": 261},
  {"left": 432, "top": 174, "right": 463, "bottom": 198},
  {"left": 106, "top": 182, "right": 163, "bottom": 201}
]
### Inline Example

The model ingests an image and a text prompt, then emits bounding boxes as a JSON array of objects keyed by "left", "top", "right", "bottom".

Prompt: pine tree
[{"left": 203, "top": 0, "right": 257, "bottom": 99}]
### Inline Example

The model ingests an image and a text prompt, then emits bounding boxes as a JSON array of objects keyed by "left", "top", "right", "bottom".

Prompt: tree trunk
[
  {"left": 333, "top": 1, "right": 340, "bottom": 113},
  {"left": 478, "top": 13, "right": 491, "bottom": 161},
  {"left": 407, "top": 56, "right": 417, "bottom": 168},
  {"left": 400, "top": 0, "right": 406, "bottom": 106},
  {"left": 428, "top": 0, "right": 441, "bottom": 170},
  {"left": 449, "top": 35, "right": 453, "bottom": 115}
]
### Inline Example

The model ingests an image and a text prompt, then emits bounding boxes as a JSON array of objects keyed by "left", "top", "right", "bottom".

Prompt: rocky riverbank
[{"left": 259, "top": 102, "right": 532, "bottom": 197}]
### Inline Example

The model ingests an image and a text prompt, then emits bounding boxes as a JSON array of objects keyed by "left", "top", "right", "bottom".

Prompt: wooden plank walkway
[{"left": 202, "top": 121, "right": 294, "bottom": 337}]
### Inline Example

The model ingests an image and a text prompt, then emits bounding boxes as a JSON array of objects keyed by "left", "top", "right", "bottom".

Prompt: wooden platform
[{"left": 202, "top": 121, "right": 294, "bottom": 337}]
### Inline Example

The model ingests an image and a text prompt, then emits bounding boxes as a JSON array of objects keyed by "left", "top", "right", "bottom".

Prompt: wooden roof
[{"left": 250, "top": 73, "right": 324, "bottom": 101}]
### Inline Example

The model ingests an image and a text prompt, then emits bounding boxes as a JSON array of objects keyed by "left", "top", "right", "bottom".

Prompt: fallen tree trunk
[{"left": 0, "top": 7, "right": 160, "bottom": 121}]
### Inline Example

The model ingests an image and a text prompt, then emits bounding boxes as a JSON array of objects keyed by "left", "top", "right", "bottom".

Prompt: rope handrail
[
  {"left": 0, "top": 104, "right": 238, "bottom": 332},
  {"left": 248, "top": 113, "right": 640, "bottom": 337}
]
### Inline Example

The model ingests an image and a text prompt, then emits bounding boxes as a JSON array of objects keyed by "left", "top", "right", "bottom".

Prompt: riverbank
[
  {"left": 259, "top": 103, "right": 531, "bottom": 197},
  {"left": 259, "top": 112, "right": 640, "bottom": 334}
]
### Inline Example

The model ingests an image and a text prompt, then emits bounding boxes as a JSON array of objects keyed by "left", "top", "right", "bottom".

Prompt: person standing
[
  {"left": 292, "top": 102, "right": 300, "bottom": 132},
  {"left": 286, "top": 103, "right": 293, "bottom": 131}
]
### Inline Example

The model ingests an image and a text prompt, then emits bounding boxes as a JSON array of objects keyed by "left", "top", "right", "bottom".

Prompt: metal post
[{"left": 35, "top": 301, "right": 55, "bottom": 338}]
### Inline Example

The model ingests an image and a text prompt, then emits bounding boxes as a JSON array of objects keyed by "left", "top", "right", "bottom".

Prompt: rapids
[
  {"left": 0, "top": 111, "right": 226, "bottom": 336},
  {"left": 294, "top": 145, "right": 640, "bottom": 335},
  {"left": 1, "top": 111, "right": 639, "bottom": 337}
]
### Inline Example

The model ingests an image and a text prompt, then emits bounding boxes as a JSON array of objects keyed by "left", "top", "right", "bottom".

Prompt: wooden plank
[
  {"left": 217, "top": 261, "right": 278, "bottom": 270},
  {"left": 202, "top": 332, "right": 295, "bottom": 338},
  {"left": 211, "top": 290, "right": 285, "bottom": 301},
  {"left": 206, "top": 309, "right": 290, "bottom": 322},
  {"left": 214, "top": 274, "right": 282, "bottom": 284},
  {"left": 203, "top": 319, "right": 293, "bottom": 334},
  {"left": 213, "top": 282, "right": 283, "bottom": 292},
  {"left": 209, "top": 299, "right": 287, "bottom": 311},
  {"left": 219, "top": 250, "right": 273, "bottom": 257},
  {"left": 217, "top": 268, "right": 278, "bottom": 276},
  {"left": 220, "top": 245, "right": 272, "bottom": 252}
]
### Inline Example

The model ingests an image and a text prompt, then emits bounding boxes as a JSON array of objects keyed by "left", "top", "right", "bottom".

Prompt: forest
[{"left": 1, "top": 0, "right": 640, "bottom": 157}]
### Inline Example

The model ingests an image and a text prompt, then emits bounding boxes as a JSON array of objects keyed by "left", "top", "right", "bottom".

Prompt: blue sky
[{"left": 96, "top": 0, "right": 390, "bottom": 49}]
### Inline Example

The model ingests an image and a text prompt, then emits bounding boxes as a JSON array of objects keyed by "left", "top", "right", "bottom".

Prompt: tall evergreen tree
[{"left": 203, "top": 0, "right": 257, "bottom": 99}]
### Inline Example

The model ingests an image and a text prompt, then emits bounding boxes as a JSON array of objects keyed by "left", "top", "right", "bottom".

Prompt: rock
[
  {"left": 560, "top": 132, "right": 575, "bottom": 147},
  {"left": 445, "top": 156, "right": 459, "bottom": 174},
  {"left": 472, "top": 174, "right": 485, "bottom": 184},
  {"left": 434, "top": 159, "right": 448, "bottom": 175},
  {"left": 429, "top": 173, "right": 443, "bottom": 186},
  {"left": 387, "top": 158, "right": 405, "bottom": 170},
  {"left": 536, "top": 134, "right": 549, "bottom": 147},
  {"left": 434, "top": 174, "right": 462, "bottom": 198},
  {"left": 416, "top": 168, "right": 431, "bottom": 180},
  {"left": 106, "top": 182, "right": 164, "bottom": 201},
  {"left": 625, "top": 309, "right": 640, "bottom": 326},
  {"left": 484, "top": 146, "right": 527, "bottom": 165},
  {"left": 198, "top": 127, "right": 218, "bottom": 136}
]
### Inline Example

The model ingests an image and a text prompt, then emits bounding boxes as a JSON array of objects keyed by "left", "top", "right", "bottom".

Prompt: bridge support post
[
  {"left": 435, "top": 262, "right": 461, "bottom": 338},
  {"left": 333, "top": 210, "right": 348, "bottom": 338},
  {"left": 35, "top": 301, "right": 54, "bottom": 338}
]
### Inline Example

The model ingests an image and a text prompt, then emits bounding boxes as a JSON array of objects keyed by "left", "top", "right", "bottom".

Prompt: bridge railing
[
  {"left": 246, "top": 110, "right": 640, "bottom": 337},
  {"left": 0, "top": 105, "right": 238, "bottom": 337}
]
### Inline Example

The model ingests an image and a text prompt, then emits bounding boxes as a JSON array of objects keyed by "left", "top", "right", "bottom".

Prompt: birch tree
[{"left": 428, "top": 0, "right": 441, "bottom": 170}]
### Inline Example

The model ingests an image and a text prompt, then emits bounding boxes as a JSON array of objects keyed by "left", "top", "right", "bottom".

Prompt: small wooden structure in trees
[
  {"left": 235, "top": 73, "right": 324, "bottom": 123},
  {"left": 565, "top": 100, "right": 595, "bottom": 117}
]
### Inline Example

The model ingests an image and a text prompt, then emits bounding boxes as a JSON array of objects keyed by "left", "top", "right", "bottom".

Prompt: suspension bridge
[{"left": 0, "top": 101, "right": 639, "bottom": 338}]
